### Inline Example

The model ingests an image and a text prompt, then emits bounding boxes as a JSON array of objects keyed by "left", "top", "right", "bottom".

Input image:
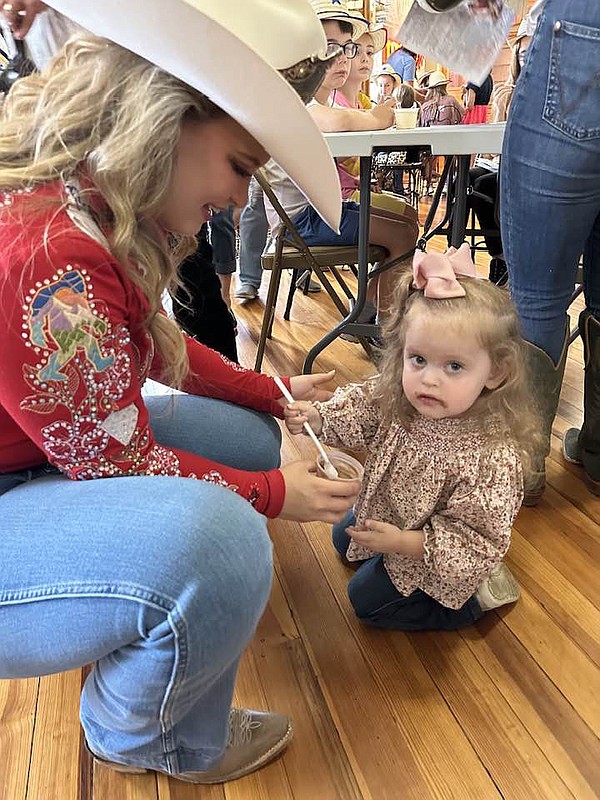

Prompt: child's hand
[
  {"left": 283, "top": 400, "right": 323, "bottom": 436},
  {"left": 348, "top": 520, "right": 425, "bottom": 559}
]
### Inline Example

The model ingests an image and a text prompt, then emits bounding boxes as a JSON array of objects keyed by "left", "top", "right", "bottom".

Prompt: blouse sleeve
[
  {"left": 0, "top": 233, "right": 285, "bottom": 517},
  {"left": 422, "top": 445, "right": 523, "bottom": 593},
  {"left": 313, "top": 379, "right": 380, "bottom": 450}
]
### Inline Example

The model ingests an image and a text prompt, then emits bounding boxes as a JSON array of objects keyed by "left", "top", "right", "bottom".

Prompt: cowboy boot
[
  {"left": 522, "top": 328, "right": 569, "bottom": 505},
  {"left": 562, "top": 310, "right": 600, "bottom": 495}
]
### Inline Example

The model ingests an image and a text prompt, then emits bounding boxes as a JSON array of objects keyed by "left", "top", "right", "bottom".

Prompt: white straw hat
[
  {"left": 42, "top": 0, "right": 342, "bottom": 232},
  {"left": 427, "top": 69, "right": 450, "bottom": 87},
  {"left": 357, "top": 23, "right": 387, "bottom": 54},
  {"left": 374, "top": 63, "right": 402, "bottom": 87},
  {"left": 308, "top": 0, "right": 369, "bottom": 40}
]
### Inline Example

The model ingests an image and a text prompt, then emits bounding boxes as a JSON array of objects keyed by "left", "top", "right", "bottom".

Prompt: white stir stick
[{"left": 274, "top": 376, "right": 339, "bottom": 479}]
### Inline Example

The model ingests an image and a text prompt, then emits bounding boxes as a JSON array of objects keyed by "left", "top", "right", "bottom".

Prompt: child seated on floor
[{"left": 283, "top": 245, "right": 543, "bottom": 631}]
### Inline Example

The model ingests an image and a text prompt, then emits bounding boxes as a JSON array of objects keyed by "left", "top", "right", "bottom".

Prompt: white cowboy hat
[
  {"left": 427, "top": 69, "right": 450, "bottom": 87},
  {"left": 308, "top": 0, "right": 369, "bottom": 40},
  {"left": 374, "top": 63, "right": 402, "bottom": 87},
  {"left": 42, "top": 0, "right": 342, "bottom": 232}
]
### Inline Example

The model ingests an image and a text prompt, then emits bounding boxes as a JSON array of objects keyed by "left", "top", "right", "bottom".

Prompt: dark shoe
[
  {"left": 297, "top": 275, "right": 321, "bottom": 293},
  {"left": 228, "top": 309, "right": 238, "bottom": 337},
  {"left": 488, "top": 257, "right": 508, "bottom": 287},
  {"left": 562, "top": 427, "right": 582, "bottom": 465},
  {"left": 578, "top": 311, "right": 600, "bottom": 490},
  {"left": 87, "top": 708, "right": 292, "bottom": 785}
]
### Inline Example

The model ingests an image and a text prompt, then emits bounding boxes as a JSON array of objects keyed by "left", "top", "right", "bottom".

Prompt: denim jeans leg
[
  {"left": 0, "top": 396, "right": 281, "bottom": 774},
  {"left": 348, "top": 555, "right": 483, "bottom": 631},
  {"left": 209, "top": 206, "right": 236, "bottom": 276},
  {"left": 500, "top": 0, "right": 600, "bottom": 363},
  {"left": 238, "top": 179, "right": 268, "bottom": 288}
]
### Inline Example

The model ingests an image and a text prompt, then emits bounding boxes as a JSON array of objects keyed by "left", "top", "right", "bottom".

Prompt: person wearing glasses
[{"left": 262, "top": 1, "right": 419, "bottom": 327}]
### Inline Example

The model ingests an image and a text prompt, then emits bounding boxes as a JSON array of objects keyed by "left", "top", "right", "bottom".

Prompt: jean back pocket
[{"left": 543, "top": 20, "right": 600, "bottom": 141}]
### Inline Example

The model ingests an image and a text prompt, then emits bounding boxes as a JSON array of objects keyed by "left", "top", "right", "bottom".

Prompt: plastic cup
[
  {"left": 316, "top": 450, "right": 364, "bottom": 482},
  {"left": 394, "top": 107, "right": 419, "bottom": 129}
]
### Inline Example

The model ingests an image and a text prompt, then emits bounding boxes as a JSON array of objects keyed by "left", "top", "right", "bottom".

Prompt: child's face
[
  {"left": 378, "top": 75, "right": 395, "bottom": 97},
  {"left": 401, "top": 315, "right": 500, "bottom": 419},
  {"left": 348, "top": 33, "right": 375, "bottom": 85},
  {"left": 322, "top": 21, "right": 352, "bottom": 91}
]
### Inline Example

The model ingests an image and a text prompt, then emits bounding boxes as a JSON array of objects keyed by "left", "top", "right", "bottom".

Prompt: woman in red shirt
[{"left": 0, "top": 0, "right": 360, "bottom": 785}]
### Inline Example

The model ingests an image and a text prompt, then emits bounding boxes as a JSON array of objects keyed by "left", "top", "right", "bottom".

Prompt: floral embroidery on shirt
[{"left": 200, "top": 470, "right": 241, "bottom": 493}]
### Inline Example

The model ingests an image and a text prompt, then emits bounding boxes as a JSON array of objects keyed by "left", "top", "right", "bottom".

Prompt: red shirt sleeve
[
  {"left": 0, "top": 220, "right": 286, "bottom": 517},
  {"left": 151, "top": 335, "right": 290, "bottom": 419}
]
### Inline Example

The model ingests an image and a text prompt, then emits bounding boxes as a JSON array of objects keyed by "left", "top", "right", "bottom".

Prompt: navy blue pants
[{"left": 332, "top": 512, "right": 483, "bottom": 631}]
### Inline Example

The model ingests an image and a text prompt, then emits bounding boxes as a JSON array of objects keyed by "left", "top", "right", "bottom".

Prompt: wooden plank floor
[{"left": 2, "top": 217, "right": 599, "bottom": 799}]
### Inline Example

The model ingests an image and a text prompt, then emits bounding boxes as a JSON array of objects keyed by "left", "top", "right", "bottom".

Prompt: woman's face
[
  {"left": 322, "top": 20, "right": 352, "bottom": 92},
  {"left": 158, "top": 115, "right": 268, "bottom": 235},
  {"left": 348, "top": 33, "right": 375, "bottom": 85}
]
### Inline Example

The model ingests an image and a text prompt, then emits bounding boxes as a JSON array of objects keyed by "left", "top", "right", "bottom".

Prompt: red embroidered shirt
[{"left": 0, "top": 182, "right": 287, "bottom": 517}]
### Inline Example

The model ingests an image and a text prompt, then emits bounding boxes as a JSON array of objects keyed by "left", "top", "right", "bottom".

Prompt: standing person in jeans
[
  {"left": 235, "top": 178, "right": 322, "bottom": 302},
  {"left": 500, "top": 0, "right": 600, "bottom": 499},
  {"left": 209, "top": 205, "right": 236, "bottom": 310},
  {"left": 0, "top": 0, "right": 361, "bottom": 785},
  {"left": 235, "top": 177, "right": 268, "bottom": 301}
]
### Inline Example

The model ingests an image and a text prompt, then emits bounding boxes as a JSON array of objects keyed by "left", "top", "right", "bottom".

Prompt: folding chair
[{"left": 253, "top": 169, "right": 386, "bottom": 372}]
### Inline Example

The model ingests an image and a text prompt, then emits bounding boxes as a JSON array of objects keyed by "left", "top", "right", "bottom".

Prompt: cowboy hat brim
[
  {"left": 362, "top": 26, "right": 387, "bottom": 53},
  {"left": 43, "top": 0, "right": 343, "bottom": 232}
]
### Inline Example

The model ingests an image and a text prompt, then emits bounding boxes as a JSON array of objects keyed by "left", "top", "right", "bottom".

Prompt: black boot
[
  {"left": 562, "top": 310, "right": 600, "bottom": 495},
  {"left": 522, "top": 328, "right": 569, "bottom": 505}
]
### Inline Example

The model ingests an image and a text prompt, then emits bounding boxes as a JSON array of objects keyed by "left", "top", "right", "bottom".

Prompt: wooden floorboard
[{"left": 1, "top": 224, "right": 599, "bottom": 799}]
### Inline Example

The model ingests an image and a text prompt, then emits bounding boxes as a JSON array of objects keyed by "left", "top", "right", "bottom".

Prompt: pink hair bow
[{"left": 412, "top": 243, "right": 477, "bottom": 299}]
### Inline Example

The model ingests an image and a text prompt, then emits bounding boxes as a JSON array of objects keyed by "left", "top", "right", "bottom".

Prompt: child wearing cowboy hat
[
  {"left": 418, "top": 69, "right": 465, "bottom": 126},
  {"left": 0, "top": 0, "right": 363, "bottom": 785},
  {"left": 374, "top": 63, "right": 403, "bottom": 103}
]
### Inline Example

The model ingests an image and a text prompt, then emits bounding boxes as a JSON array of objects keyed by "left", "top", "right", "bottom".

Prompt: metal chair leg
[{"left": 254, "top": 247, "right": 285, "bottom": 372}]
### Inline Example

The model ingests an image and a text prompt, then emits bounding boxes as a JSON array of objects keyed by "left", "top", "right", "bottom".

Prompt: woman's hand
[
  {"left": 279, "top": 460, "right": 360, "bottom": 523},
  {"left": 348, "top": 520, "right": 425, "bottom": 558},
  {"left": 283, "top": 400, "right": 322, "bottom": 436},
  {"left": 287, "top": 370, "right": 335, "bottom": 403}
]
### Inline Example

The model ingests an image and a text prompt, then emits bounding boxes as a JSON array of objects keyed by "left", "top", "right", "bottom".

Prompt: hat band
[{"left": 279, "top": 47, "right": 341, "bottom": 104}]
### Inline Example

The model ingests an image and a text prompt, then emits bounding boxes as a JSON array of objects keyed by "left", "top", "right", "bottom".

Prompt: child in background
[
  {"left": 374, "top": 63, "right": 402, "bottom": 103},
  {"left": 284, "top": 245, "right": 543, "bottom": 630}
]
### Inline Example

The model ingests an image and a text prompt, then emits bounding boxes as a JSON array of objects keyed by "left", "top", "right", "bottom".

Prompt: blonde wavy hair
[
  {"left": 376, "top": 272, "right": 545, "bottom": 486},
  {"left": 0, "top": 35, "right": 228, "bottom": 387}
]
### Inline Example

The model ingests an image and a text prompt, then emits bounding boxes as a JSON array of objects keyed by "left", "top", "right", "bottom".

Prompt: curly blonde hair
[
  {"left": 376, "top": 271, "right": 545, "bottom": 485},
  {"left": 0, "top": 35, "right": 228, "bottom": 387}
]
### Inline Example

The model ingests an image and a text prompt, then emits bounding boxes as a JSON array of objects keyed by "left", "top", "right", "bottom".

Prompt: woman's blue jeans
[
  {"left": 0, "top": 395, "right": 282, "bottom": 774},
  {"left": 500, "top": 0, "right": 600, "bottom": 364}
]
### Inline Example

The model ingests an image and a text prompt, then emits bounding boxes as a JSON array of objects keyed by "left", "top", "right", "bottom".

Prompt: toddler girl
[{"left": 285, "top": 245, "right": 543, "bottom": 630}]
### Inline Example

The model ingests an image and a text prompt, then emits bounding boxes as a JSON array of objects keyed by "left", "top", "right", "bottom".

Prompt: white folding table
[{"left": 302, "top": 123, "right": 506, "bottom": 373}]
